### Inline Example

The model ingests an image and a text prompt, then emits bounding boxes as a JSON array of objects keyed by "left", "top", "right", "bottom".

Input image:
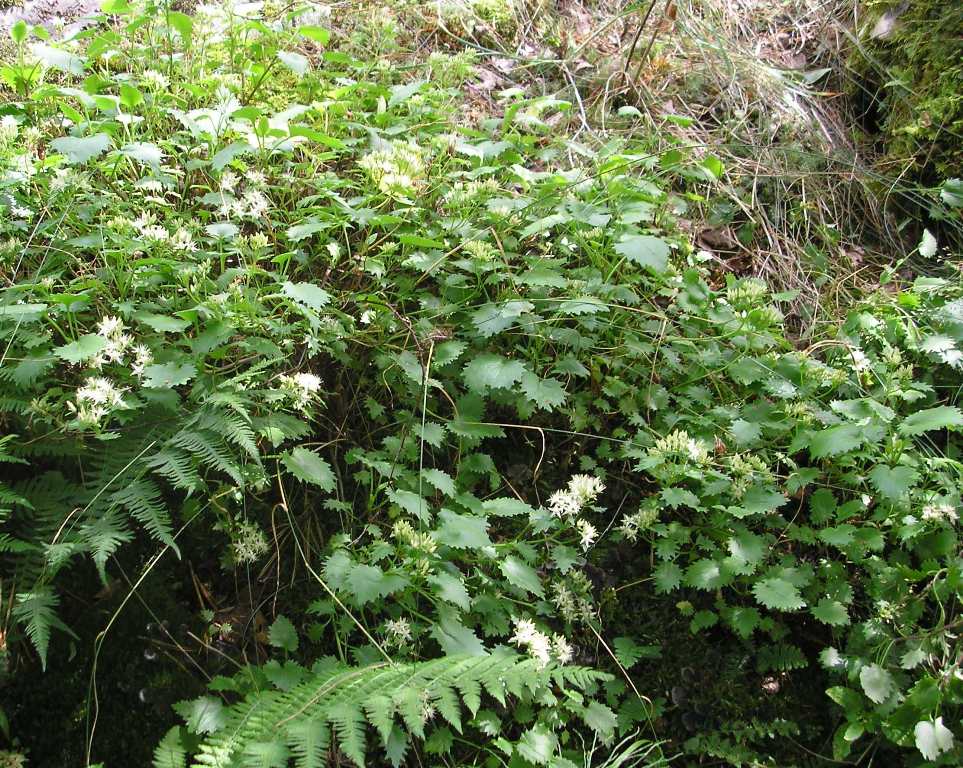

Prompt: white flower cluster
[
  {"left": 91, "top": 315, "right": 153, "bottom": 376},
  {"left": 618, "top": 504, "right": 659, "bottom": 542},
  {"left": 546, "top": 474, "right": 604, "bottom": 552},
  {"left": 216, "top": 171, "right": 271, "bottom": 219},
  {"left": 72, "top": 376, "right": 127, "bottom": 426},
  {"left": 922, "top": 503, "right": 959, "bottom": 525},
  {"left": 0, "top": 115, "right": 18, "bottom": 144},
  {"left": 140, "top": 69, "right": 170, "bottom": 89},
  {"left": 132, "top": 212, "right": 196, "bottom": 252},
  {"left": 548, "top": 474, "right": 604, "bottom": 519},
  {"left": 648, "top": 429, "right": 710, "bottom": 466},
  {"left": 384, "top": 617, "right": 412, "bottom": 646},
  {"left": 510, "top": 618, "right": 573, "bottom": 667},
  {"left": 359, "top": 140, "right": 427, "bottom": 198},
  {"left": 233, "top": 519, "right": 269, "bottom": 564},
  {"left": 277, "top": 372, "right": 322, "bottom": 408}
]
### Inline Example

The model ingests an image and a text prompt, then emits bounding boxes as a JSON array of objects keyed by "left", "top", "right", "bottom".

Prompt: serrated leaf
[
  {"left": 807, "top": 423, "right": 868, "bottom": 459},
  {"left": 462, "top": 354, "right": 527, "bottom": 392},
  {"left": 345, "top": 563, "right": 407, "bottom": 605},
  {"left": 653, "top": 561, "right": 682, "bottom": 594},
  {"left": 120, "top": 141, "right": 163, "bottom": 167},
  {"left": 428, "top": 571, "right": 470, "bottom": 610},
  {"left": 500, "top": 556, "right": 544, "bottom": 597},
  {"left": 54, "top": 334, "right": 105, "bottom": 363},
  {"left": 268, "top": 615, "right": 299, "bottom": 652},
  {"left": 685, "top": 558, "right": 728, "bottom": 590},
  {"left": 519, "top": 372, "right": 566, "bottom": 410},
  {"left": 914, "top": 718, "right": 955, "bottom": 761},
  {"left": 174, "top": 696, "right": 226, "bottom": 735},
  {"left": 50, "top": 133, "right": 111, "bottom": 164},
  {"left": 282, "top": 281, "right": 331, "bottom": 310},
  {"left": 614, "top": 235, "right": 670, "bottom": 273},
  {"left": 899, "top": 405, "right": 963, "bottom": 436},
  {"left": 433, "top": 509, "right": 491, "bottom": 549},
  {"left": 517, "top": 725, "right": 557, "bottom": 765},
  {"left": 868, "top": 464, "right": 919, "bottom": 499},
  {"left": 278, "top": 51, "right": 310, "bottom": 76},
  {"left": 859, "top": 664, "right": 894, "bottom": 704},
  {"left": 421, "top": 468, "right": 455, "bottom": 496},
  {"left": 752, "top": 577, "right": 805, "bottom": 611},
  {"left": 142, "top": 361, "right": 196, "bottom": 389},
  {"left": 581, "top": 701, "right": 617, "bottom": 739},
  {"left": 811, "top": 598, "right": 849, "bottom": 626},
  {"left": 282, "top": 447, "right": 336, "bottom": 491}
]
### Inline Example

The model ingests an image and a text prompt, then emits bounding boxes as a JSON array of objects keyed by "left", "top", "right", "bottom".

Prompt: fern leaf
[
  {"left": 241, "top": 741, "right": 289, "bottom": 768},
  {"left": 13, "top": 587, "right": 63, "bottom": 670},
  {"left": 327, "top": 701, "right": 367, "bottom": 766},
  {"left": 153, "top": 726, "right": 187, "bottom": 768},
  {"left": 110, "top": 477, "right": 176, "bottom": 548},
  {"left": 285, "top": 719, "right": 329, "bottom": 768}
]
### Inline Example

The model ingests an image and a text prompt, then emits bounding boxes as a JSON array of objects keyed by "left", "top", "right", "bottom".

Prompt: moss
[{"left": 851, "top": 2, "right": 963, "bottom": 183}]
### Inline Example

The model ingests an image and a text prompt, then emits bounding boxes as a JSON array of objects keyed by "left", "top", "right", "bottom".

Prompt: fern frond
[
  {"left": 147, "top": 447, "right": 203, "bottom": 491},
  {"left": 186, "top": 654, "right": 605, "bottom": 768},
  {"left": 285, "top": 719, "right": 329, "bottom": 768},
  {"left": 170, "top": 429, "right": 243, "bottom": 484},
  {"left": 110, "top": 477, "right": 175, "bottom": 547},
  {"left": 153, "top": 726, "right": 188, "bottom": 768},
  {"left": 13, "top": 587, "right": 66, "bottom": 670}
]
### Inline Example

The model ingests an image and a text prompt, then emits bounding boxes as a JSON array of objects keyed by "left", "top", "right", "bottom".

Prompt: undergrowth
[{"left": 0, "top": 1, "right": 960, "bottom": 767}]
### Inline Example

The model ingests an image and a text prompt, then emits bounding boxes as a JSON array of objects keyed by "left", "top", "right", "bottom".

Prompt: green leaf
[
  {"left": 268, "top": 615, "right": 299, "bottom": 653},
  {"left": 282, "top": 447, "right": 336, "bottom": 491},
  {"left": 859, "top": 664, "right": 894, "bottom": 704},
  {"left": 581, "top": 701, "right": 617, "bottom": 740},
  {"left": 614, "top": 235, "right": 670, "bottom": 273},
  {"left": 519, "top": 372, "right": 566, "bottom": 410},
  {"left": 50, "top": 133, "right": 111, "bottom": 164},
  {"left": 345, "top": 564, "right": 407, "bottom": 605},
  {"left": 811, "top": 598, "right": 849, "bottom": 626},
  {"left": 653, "top": 561, "right": 682, "bottom": 594},
  {"left": 752, "top": 577, "right": 805, "bottom": 611},
  {"left": 685, "top": 558, "right": 728, "bottom": 590},
  {"left": 54, "top": 333, "right": 105, "bottom": 363},
  {"left": 120, "top": 141, "right": 163, "bottom": 167},
  {"left": 278, "top": 51, "right": 309, "bottom": 76},
  {"left": 428, "top": 572, "right": 470, "bottom": 610},
  {"left": 807, "top": 423, "right": 868, "bottom": 459},
  {"left": 517, "top": 725, "right": 557, "bottom": 765},
  {"left": 868, "top": 464, "right": 919, "bottom": 499},
  {"left": 434, "top": 510, "right": 491, "bottom": 549},
  {"left": 899, "top": 406, "right": 963, "bottom": 436},
  {"left": 31, "top": 43, "right": 85, "bottom": 75},
  {"left": 421, "top": 468, "right": 455, "bottom": 496},
  {"left": 612, "top": 637, "right": 658, "bottom": 669},
  {"left": 211, "top": 141, "right": 252, "bottom": 171},
  {"left": 142, "top": 362, "right": 196, "bottom": 389},
  {"left": 428, "top": 613, "right": 485, "bottom": 655},
  {"left": 173, "top": 696, "right": 226, "bottom": 735},
  {"left": 119, "top": 82, "right": 143, "bottom": 109},
  {"left": 297, "top": 25, "right": 331, "bottom": 45},
  {"left": 462, "top": 354, "right": 527, "bottom": 393},
  {"left": 10, "top": 20, "right": 28, "bottom": 45},
  {"left": 167, "top": 11, "right": 193, "bottom": 45},
  {"left": 282, "top": 281, "right": 332, "bottom": 310},
  {"left": 500, "top": 556, "right": 544, "bottom": 597}
]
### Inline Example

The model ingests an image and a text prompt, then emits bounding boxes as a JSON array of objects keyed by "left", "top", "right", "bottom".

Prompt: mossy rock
[{"left": 850, "top": 2, "right": 963, "bottom": 184}]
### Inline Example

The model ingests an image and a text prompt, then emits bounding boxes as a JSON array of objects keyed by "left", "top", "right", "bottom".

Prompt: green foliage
[
  {"left": 168, "top": 652, "right": 612, "bottom": 768},
  {"left": 0, "top": 1, "right": 960, "bottom": 766}
]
